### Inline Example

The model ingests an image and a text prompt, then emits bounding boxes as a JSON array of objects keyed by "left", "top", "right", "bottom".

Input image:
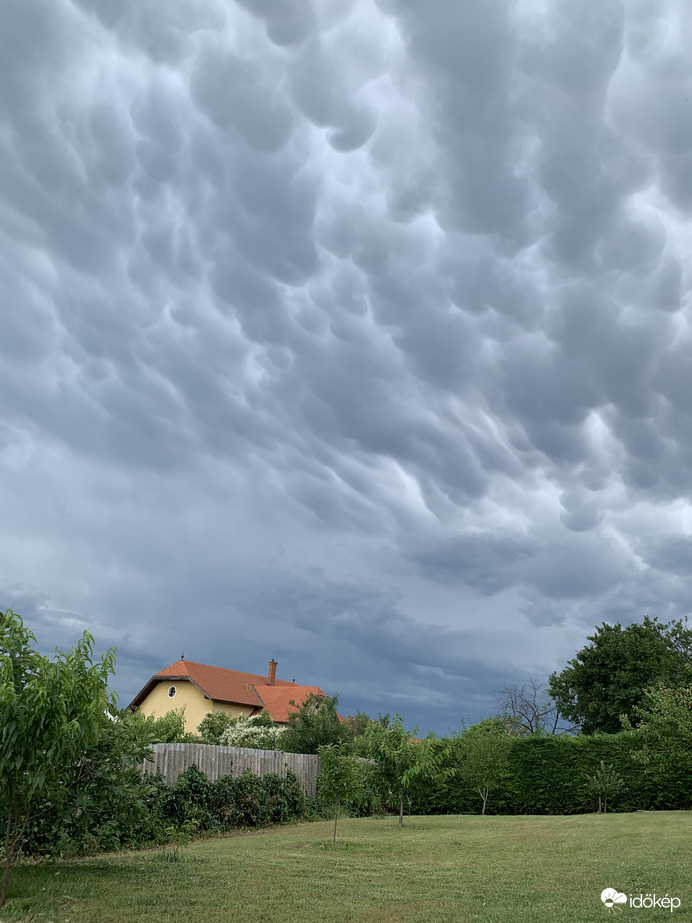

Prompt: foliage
[
  {"left": 218, "top": 713, "right": 285, "bottom": 750},
  {"left": 159, "top": 765, "right": 217, "bottom": 831},
  {"left": 250, "top": 709, "right": 283, "bottom": 727},
  {"left": 261, "top": 770, "right": 306, "bottom": 824},
  {"left": 130, "top": 706, "right": 198, "bottom": 743},
  {"left": 216, "top": 770, "right": 303, "bottom": 827},
  {"left": 548, "top": 616, "right": 692, "bottom": 734},
  {"left": 317, "top": 744, "right": 363, "bottom": 843},
  {"left": 360, "top": 715, "right": 444, "bottom": 827},
  {"left": 0, "top": 609, "right": 116, "bottom": 906},
  {"left": 36, "top": 710, "right": 160, "bottom": 855},
  {"left": 622, "top": 681, "right": 692, "bottom": 770},
  {"left": 6, "top": 706, "right": 187, "bottom": 859},
  {"left": 278, "top": 693, "right": 350, "bottom": 754},
  {"left": 157, "top": 819, "right": 197, "bottom": 863},
  {"left": 456, "top": 718, "right": 511, "bottom": 814},
  {"left": 158, "top": 765, "right": 306, "bottom": 831},
  {"left": 197, "top": 710, "right": 237, "bottom": 744},
  {"left": 17, "top": 759, "right": 309, "bottom": 861},
  {"left": 495, "top": 679, "right": 573, "bottom": 735},
  {"left": 10, "top": 751, "right": 308, "bottom": 863},
  {"left": 197, "top": 709, "right": 278, "bottom": 745},
  {"left": 342, "top": 710, "right": 389, "bottom": 743},
  {"left": 583, "top": 760, "right": 625, "bottom": 813},
  {"left": 409, "top": 731, "right": 692, "bottom": 815}
]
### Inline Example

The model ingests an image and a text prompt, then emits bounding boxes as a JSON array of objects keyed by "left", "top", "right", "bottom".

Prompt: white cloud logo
[{"left": 601, "top": 888, "right": 627, "bottom": 910}]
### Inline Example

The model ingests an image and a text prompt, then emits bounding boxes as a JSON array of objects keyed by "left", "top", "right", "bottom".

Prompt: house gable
[{"left": 137, "top": 678, "right": 210, "bottom": 730}]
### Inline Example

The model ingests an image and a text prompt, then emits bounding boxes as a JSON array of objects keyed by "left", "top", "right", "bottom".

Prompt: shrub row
[
  {"left": 12, "top": 732, "right": 690, "bottom": 860},
  {"left": 16, "top": 766, "right": 307, "bottom": 858},
  {"left": 156, "top": 766, "right": 306, "bottom": 831},
  {"left": 410, "top": 732, "right": 692, "bottom": 815}
]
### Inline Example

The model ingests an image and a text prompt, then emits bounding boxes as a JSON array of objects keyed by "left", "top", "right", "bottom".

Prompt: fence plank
[{"left": 141, "top": 743, "right": 320, "bottom": 796}]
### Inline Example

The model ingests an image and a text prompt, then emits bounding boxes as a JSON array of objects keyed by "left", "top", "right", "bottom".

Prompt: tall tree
[
  {"left": 0, "top": 610, "right": 116, "bottom": 907},
  {"left": 548, "top": 617, "right": 691, "bottom": 734}
]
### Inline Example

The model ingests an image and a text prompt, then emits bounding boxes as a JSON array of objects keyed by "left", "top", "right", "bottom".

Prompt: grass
[{"left": 2, "top": 812, "right": 690, "bottom": 923}]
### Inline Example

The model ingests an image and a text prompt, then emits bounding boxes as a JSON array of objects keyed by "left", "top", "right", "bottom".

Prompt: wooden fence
[{"left": 141, "top": 743, "right": 320, "bottom": 797}]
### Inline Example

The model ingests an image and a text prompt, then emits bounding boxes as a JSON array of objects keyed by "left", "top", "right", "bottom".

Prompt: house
[{"left": 128, "top": 658, "right": 328, "bottom": 735}]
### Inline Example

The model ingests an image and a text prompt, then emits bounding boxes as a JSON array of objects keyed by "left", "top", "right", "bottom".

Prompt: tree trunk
[
  {"left": 398, "top": 796, "right": 404, "bottom": 827},
  {"left": 333, "top": 797, "right": 339, "bottom": 845},
  {"left": 480, "top": 786, "right": 488, "bottom": 816},
  {"left": 1, "top": 839, "right": 15, "bottom": 910},
  {"left": 1, "top": 787, "right": 32, "bottom": 909},
  {"left": 2, "top": 817, "right": 18, "bottom": 910},
  {"left": 598, "top": 796, "right": 602, "bottom": 814},
  {"left": 2, "top": 783, "right": 16, "bottom": 909}
]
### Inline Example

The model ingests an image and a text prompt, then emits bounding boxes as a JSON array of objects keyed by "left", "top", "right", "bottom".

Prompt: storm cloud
[{"left": 2, "top": 0, "right": 692, "bottom": 732}]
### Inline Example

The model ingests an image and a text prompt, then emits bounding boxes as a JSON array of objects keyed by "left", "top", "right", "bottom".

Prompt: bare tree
[{"left": 495, "top": 679, "right": 575, "bottom": 736}]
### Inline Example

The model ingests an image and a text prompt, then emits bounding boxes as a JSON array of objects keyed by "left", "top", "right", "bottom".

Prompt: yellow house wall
[{"left": 137, "top": 681, "right": 250, "bottom": 734}]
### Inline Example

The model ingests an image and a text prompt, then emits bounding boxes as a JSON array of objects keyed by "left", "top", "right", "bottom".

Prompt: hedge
[{"left": 410, "top": 732, "right": 692, "bottom": 815}]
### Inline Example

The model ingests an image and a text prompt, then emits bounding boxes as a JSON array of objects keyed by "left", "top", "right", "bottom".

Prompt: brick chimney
[{"left": 268, "top": 659, "right": 277, "bottom": 686}]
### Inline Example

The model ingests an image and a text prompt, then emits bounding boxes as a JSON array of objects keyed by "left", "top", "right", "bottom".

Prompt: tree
[
  {"left": 583, "top": 760, "right": 625, "bottom": 813},
  {"left": 621, "top": 681, "right": 692, "bottom": 770},
  {"left": 317, "top": 743, "right": 362, "bottom": 844},
  {"left": 457, "top": 718, "right": 510, "bottom": 815},
  {"left": 278, "top": 693, "right": 349, "bottom": 755},
  {"left": 548, "top": 617, "right": 692, "bottom": 735},
  {"left": 495, "top": 679, "right": 573, "bottom": 735},
  {"left": 0, "top": 610, "right": 116, "bottom": 907},
  {"left": 360, "top": 715, "right": 442, "bottom": 827}
]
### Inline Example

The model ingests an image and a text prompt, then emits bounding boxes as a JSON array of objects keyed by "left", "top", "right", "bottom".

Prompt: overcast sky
[{"left": 2, "top": 0, "right": 692, "bottom": 735}]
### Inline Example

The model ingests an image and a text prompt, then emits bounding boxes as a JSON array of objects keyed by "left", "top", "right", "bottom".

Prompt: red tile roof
[
  {"left": 258, "top": 684, "right": 326, "bottom": 724},
  {"left": 129, "top": 659, "right": 328, "bottom": 724}
]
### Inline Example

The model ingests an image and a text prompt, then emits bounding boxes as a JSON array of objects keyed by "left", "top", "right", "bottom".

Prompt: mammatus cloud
[{"left": 2, "top": 0, "right": 692, "bottom": 732}]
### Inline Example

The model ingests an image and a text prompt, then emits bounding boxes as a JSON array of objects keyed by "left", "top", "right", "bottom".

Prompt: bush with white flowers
[{"left": 219, "top": 715, "right": 286, "bottom": 750}]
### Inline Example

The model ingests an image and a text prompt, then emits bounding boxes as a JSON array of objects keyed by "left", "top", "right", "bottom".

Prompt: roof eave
[{"left": 128, "top": 675, "right": 213, "bottom": 710}]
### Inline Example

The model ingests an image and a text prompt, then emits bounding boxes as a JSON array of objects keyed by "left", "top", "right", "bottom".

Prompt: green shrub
[
  {"left": 264, "top": 771, "right": 306, "bottom": 823},
  {"left": 221, "top": 770, "right": 271, "bottom": 827},
  {"left": 197, "top": 711, "right": 236, "bottom": 744},
  {"left": 10, "top": 763, "right": 310, "bottom": 860},
  {"left": 130, "top": 707, "right": 198, "bottom": 743},
  {"left": 160, "top": 766, "right": 307, "bottom": 832},
  {"left": 163, "top": 766, "right": 218, "bottom": 831},
  {"left": 278, "top": 694, "right": 350, "bottom": 754}
]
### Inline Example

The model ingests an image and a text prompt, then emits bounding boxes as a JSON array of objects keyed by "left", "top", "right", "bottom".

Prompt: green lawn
[{"left": 2, "top": 813, "right": 690, "bottom": 923}]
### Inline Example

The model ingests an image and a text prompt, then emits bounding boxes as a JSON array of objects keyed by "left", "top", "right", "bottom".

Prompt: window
[{"left": 168, "top": 686, "right": 176, "bottom": 698}]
